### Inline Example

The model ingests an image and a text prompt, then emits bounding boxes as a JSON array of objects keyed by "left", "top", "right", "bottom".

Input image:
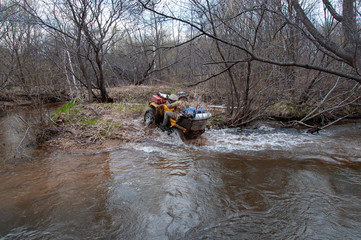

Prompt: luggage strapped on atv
[{"left": 144, "top": 93, "right": 212, "bottom": 139}]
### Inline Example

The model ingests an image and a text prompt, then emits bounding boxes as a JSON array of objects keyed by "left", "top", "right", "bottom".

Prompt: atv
[{"left": 144, "top": 92, "right": 212, "bottom": 139}]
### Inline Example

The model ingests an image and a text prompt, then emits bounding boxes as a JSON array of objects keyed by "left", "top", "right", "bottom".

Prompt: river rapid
[{"left": 1, "top": 109, "right": 361, "bottom": 239}]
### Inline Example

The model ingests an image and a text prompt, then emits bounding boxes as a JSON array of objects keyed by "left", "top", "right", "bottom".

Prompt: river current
[{"left": 1, "top": 110, "right": 361, "bottom": 239}]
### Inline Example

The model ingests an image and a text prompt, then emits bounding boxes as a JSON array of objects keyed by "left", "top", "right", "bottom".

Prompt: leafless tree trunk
[
  {"left": 138, "top": 0, "right": 361, "bottom": 126},
  {"left": 291, "top": 0, "right": 361, "bottom": 79}
]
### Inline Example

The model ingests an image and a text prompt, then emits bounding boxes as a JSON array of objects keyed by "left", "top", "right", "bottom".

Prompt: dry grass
[{"left": 45, "top": 84, "right": 225, "bottom": 151}]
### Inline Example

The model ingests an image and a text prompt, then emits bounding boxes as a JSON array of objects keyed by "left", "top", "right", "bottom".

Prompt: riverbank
[
  {"left": 2, "top": 85, "right": 360, "bottom": 155},
  {"left": 36, "top": 85, "right": 221, "bottom": 153}
]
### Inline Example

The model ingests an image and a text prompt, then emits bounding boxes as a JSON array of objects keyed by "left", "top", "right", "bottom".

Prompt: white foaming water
[
  {"left": 200, "top": 124, "right": 361, "bottom": 162},
  {"left": 137, "top": 125, "right": 317, "bottom": 153},
  {"left": 133, "top": 122, "right": 361, "bottom": 163},
  {"left": 201, "top": 127, "right": 318, "bottom": 153},
  {"left": 136, "top": 145, "right": 166, "bottom": 153}
]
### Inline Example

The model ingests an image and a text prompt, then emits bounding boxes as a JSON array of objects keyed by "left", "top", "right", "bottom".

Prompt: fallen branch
[
  {"left": 292, "top": 120, "right": 314, "bottom": 128},
  {"left": 207, "top": 105, "right": 227, "bottom": 109},
  {"left": 16, "top": 126, "right": 30, "bottom": 152},
  {"left": 293, "top": 113, "right": 352, "bottom": 134},
  {"left": 319, "top": 114, "right": 351, "bottom": 130},
  {"left": 300, "top": 77, "right": 339, "bottom": 122}
]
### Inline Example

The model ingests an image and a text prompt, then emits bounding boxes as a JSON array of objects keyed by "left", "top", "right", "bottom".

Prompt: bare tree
[
  {"left": 18, "top": 0, "right": 138, "bottom": 102},
  {"left": 0, "top": 1, "right": 56, "bottom": 94},
  {"left": 138, "top": 0, "right": 361, "bottom": 127},
  {"left": 291, "top": 0, "right": 360, "bottom": 81}
]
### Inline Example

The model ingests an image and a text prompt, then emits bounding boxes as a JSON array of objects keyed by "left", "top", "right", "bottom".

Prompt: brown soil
[{"left": 44, "top": 103, "right": 152, "bottom": 153}]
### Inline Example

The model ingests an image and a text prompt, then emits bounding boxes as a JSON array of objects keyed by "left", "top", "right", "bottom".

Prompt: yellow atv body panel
[{"left": 148, "top": 103, "right": 186, "bottom": 132}]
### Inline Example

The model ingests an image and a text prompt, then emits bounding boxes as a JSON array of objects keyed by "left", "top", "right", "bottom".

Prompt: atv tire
[{"left": 144, "top": 108, "right": 155, "bottom": 127}]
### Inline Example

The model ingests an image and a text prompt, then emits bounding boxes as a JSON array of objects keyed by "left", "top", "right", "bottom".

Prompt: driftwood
[
  {"left": 207, "top": 105, "right": 227, "bottom": 109},
  {"left": 293, "top": 114, "right": 351, "bottom": 134},
  {"left": 319, "top": 114, "right": 351, "bottom": 130}
]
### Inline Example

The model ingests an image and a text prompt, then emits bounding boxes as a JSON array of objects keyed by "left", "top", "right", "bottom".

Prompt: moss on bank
[{"left": 51, "top": 97, "right": 149, "bottom": 143}]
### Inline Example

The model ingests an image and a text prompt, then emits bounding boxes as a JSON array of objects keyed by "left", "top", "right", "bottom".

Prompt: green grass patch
[
  {"left": 79, "top": 117, "right": 99, "bottom": 126},
  {"left": 51, "top": 98, "right": 81, "bottom": 120}
]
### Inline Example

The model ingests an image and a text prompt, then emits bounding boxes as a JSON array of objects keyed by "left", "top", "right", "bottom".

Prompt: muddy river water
[{"left": 1, "top": 109, "right": 361, "bottom": 239}]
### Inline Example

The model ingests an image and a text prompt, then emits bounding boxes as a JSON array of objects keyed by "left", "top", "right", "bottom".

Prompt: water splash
[
  {"left": 204, "top": 127, "right": 317, "bottom": 151},
  {"left": 139, "top": 122, "right": 361, "bottom": 163}
]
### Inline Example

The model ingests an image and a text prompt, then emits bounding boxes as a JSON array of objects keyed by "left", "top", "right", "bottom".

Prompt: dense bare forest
[{"left": 1, "top": 0, "right": 360, "bottom": 127}]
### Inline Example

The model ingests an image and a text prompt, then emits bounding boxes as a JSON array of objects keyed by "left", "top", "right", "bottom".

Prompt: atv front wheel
[{"left": 144, "top": 108, "right": 155, "bottom": 126}]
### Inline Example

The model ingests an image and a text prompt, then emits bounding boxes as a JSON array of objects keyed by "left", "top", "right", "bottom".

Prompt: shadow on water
[
  {"left": 0, "top": 104, "right": 62, "bottom": 163},
  {"left": 1, "top": 111, "right": 361, "bottom": 239}
]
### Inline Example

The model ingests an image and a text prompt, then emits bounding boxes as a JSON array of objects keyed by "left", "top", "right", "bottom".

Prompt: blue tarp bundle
[{"left": 181, "top": 107, "right": 205, "bottom": 115}]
